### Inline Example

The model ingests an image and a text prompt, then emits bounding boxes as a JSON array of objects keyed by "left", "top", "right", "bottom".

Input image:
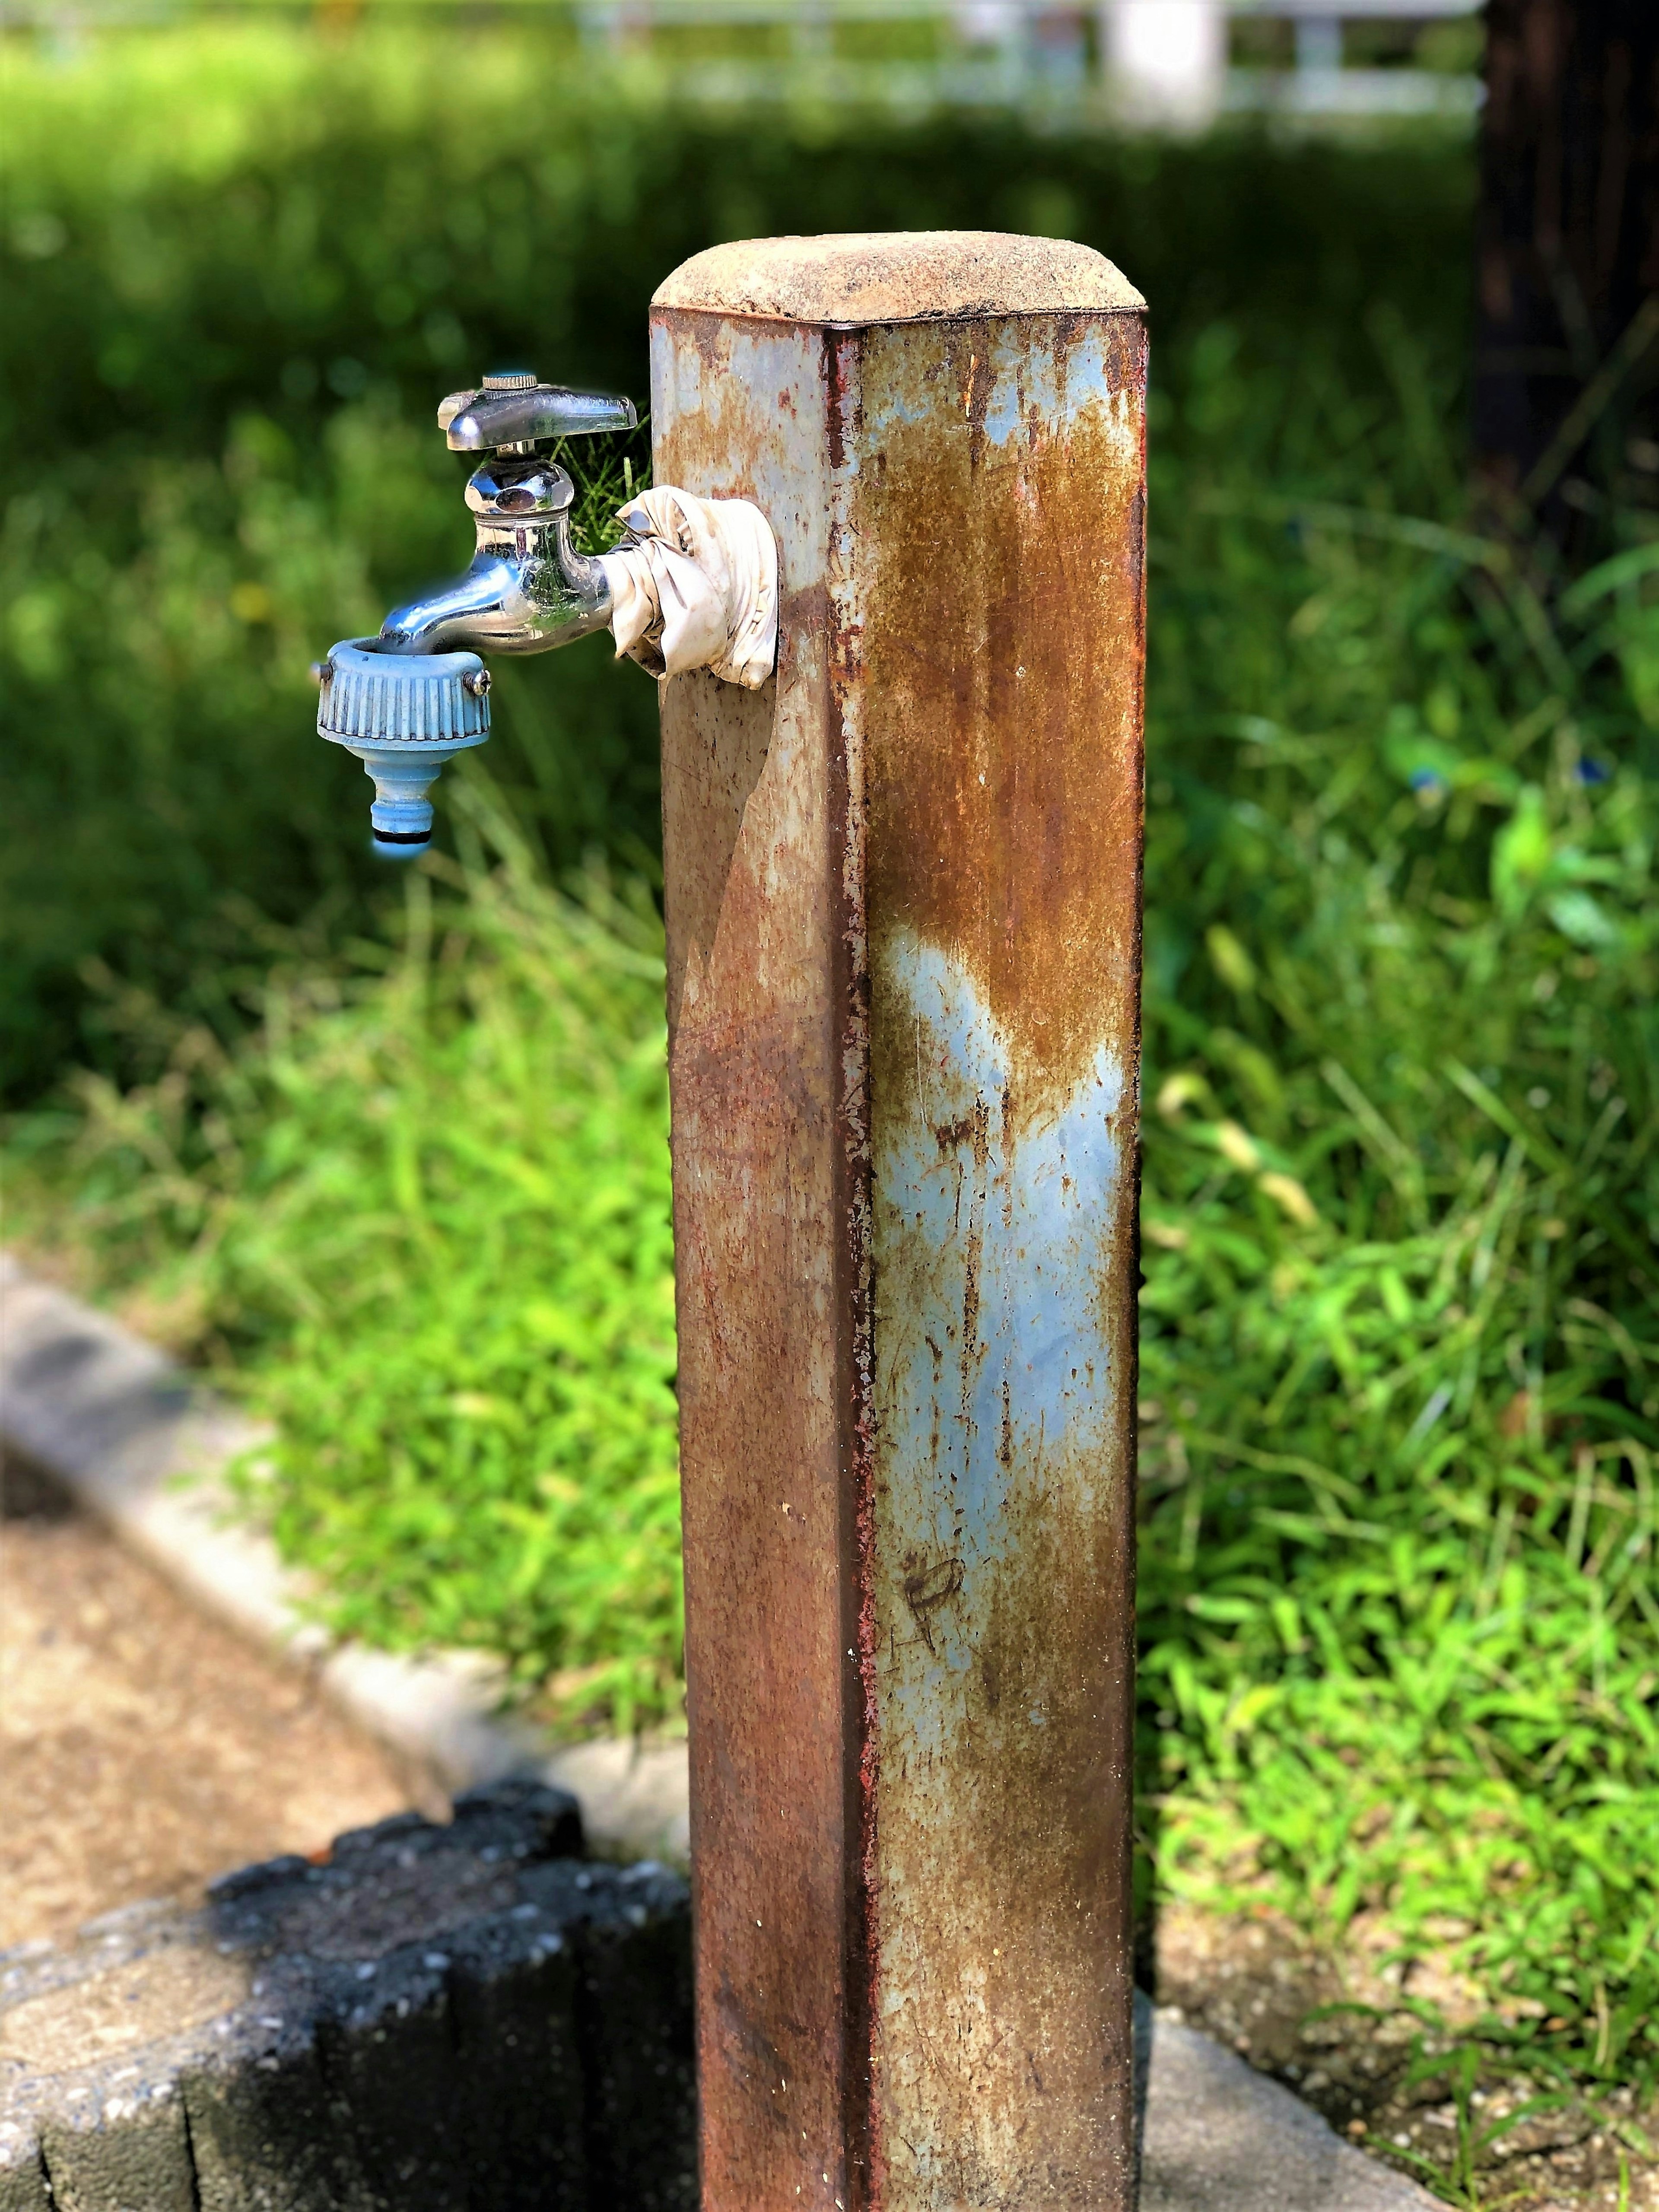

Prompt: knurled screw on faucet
[{"left": 482, "top": 370, "right": 537, "bottom": 391}]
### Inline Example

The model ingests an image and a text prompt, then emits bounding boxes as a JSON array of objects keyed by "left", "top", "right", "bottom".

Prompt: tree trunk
[{"left": 1474, "top": 0, "right": 1659, "bottom": 550}]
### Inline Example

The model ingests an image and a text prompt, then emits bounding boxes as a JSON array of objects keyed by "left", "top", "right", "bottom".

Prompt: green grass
[
  {"left": 1129, "top": 313, "right": 1659, "bottom": 2134},
  {"left": 9, "top": 791, "right": 683, "bottom": 1733}
]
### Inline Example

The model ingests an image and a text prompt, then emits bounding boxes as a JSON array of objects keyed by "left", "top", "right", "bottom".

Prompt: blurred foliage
[
  {"left": 11, "top": 16, "right": 1659, "bottom": 2168},
  {"left": 2, "top": 16, "right": 1471, "bottom": 1095}
]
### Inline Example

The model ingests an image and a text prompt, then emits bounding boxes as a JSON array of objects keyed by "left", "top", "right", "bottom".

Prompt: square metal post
[{"left": 653, "top": 232, "right": 1147, "bottom": 2211}]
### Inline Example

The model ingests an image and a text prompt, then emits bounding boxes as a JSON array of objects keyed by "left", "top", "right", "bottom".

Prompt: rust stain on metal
[
  {"left": 653, "top": 307, "right": 874, "bottom": 2212},
  {"left": 863, "top": 311, "right": 1145, "bottom": 1123},
  {"left": 858, "top": 305, "right": 1144, "bottom": 2206},
  {"left": 652, "top": 243, "right": 1145, "bottom": 2212}
]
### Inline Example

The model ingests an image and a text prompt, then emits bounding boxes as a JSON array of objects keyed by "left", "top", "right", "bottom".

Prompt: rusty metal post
[{"left": 652, "top": 232, "right": 1147, "bottom": 2211}]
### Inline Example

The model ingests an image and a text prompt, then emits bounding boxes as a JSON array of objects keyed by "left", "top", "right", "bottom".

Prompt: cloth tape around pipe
[{"left": 598, "top": 488, "right": 778, "bottom": 690}]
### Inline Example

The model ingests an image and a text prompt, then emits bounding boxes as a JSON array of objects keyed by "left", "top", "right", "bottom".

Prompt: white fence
[{"left": 575, "top": 0, "right": 1484, "bottom": 123}]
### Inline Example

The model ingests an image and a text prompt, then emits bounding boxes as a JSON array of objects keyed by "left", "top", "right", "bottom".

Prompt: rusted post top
[
  {"left": 655, "top": 232, "right": 1146, "bottom": 2212},
  {"left": 654, "top": 228, "right": 1145, "bottom": 323}
]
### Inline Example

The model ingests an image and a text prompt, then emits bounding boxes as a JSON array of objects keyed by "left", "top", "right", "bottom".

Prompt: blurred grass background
[{"left": 4, "top": 8, "right": 1659, "bottom": 2155}]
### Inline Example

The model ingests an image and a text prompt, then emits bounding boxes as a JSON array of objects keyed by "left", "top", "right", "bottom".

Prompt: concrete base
[
  {"left": 0, "top": 1784, "right": 695, "bottom": 2212},
  {"left": 0, "top": 1819, "right": 1433, "bottom": 2212},
  {"left": 1138, "top": 1998, "right": 1436, "bottom": 2210},
  {"left": 0, "top": 1258, "right": 1434, "bottom": 2208}
]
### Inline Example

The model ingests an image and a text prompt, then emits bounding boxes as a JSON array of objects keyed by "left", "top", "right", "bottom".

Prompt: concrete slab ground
[{"left": 1137, "top": 1996, "right": 1437, "bottom": 2209}]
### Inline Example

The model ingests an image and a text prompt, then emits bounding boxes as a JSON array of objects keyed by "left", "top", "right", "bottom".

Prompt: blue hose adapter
[{"left": 315, "top": 638, "right": 491, "bottom": 858}]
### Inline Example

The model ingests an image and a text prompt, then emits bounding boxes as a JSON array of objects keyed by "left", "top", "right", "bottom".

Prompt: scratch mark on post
[{"left": 901, "top": 1555, "right": 966, "bottom": 1655}]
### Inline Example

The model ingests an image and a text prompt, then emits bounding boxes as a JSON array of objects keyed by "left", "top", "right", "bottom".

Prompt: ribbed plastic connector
[{"left": 316, "top": 638, "right": 491, "bottom": 857}]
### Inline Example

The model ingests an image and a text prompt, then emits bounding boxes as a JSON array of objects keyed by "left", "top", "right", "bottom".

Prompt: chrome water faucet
[
  {"left": 316, "top": 364, "right": 776, "bottom": 856},
  {"left": 376, "top": 369, "right": 637, "bottom": 656}
]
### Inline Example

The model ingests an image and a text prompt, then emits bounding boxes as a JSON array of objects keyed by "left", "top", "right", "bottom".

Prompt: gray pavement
[{"left": 1138, "top": 1994, "right": 1438, "bottom": 2209}]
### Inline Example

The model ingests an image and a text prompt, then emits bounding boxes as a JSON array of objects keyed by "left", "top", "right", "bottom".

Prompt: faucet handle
[{"left": 438, "top": 372, "right": 638, "bottom": 452}]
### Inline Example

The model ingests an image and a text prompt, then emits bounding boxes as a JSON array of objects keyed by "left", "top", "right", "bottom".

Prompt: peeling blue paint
[{"left": 872, "top": 927, "right": 1125, "bottom": 1761}]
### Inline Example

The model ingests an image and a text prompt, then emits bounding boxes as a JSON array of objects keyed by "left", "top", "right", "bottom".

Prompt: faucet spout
[{"left": 378, "top": 456, "right": 612, "bottom": 657}]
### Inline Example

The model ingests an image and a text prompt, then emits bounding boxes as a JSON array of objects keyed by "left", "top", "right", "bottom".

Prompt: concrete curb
[
  {"left": 0, "top": 1256, "right": 1439, "bottom": 2209},
  {"left": 0, "top": 1255, "right": 689, "bottom": 1865},
  {"left": 0, "top": 1781, "right": 695, "bottom": 2212}
]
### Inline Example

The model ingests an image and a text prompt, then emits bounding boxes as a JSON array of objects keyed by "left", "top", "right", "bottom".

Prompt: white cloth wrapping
[{"left": 597, "top": 488, "right": 777, "bottom": 690}]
